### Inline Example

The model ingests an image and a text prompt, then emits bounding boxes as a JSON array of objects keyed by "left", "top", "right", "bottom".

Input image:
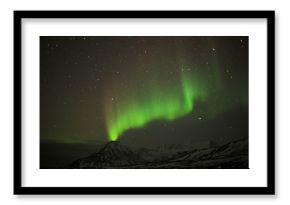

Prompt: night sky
[{"left": 40, "top": 36, "right": 248, "bottom": 146}]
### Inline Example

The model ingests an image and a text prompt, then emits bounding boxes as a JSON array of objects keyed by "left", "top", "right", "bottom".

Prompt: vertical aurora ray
[
  {"left": 104, "top": 65, "right": 209, "bottom": 141},
  {"left": 101, "top": 37, "right": 248, "bottom": 142}
]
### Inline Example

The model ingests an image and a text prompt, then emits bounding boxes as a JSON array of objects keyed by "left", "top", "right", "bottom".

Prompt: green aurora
[
  {"left": 103, "top": 38, "right": 231, "bottom": 142},
  {"left": 105, "top": 65, "right": 210, "bottom": 141}
]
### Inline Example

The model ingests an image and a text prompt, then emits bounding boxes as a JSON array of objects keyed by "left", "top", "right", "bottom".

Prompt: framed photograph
[{"left": 14, "top": 10, "right": 275, "bottom": 195}]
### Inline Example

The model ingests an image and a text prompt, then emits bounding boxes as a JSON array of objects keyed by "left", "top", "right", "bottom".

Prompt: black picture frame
[{"left": 14, "top": 10, "right": 275, "bottom": 195}]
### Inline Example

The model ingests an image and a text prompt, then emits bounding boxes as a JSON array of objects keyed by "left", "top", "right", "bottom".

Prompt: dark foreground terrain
[{"left": 69, "top": 138, "right": 248, "bottom": 169}]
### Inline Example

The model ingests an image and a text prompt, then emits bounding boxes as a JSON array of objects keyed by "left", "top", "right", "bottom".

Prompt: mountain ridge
[{"left": 69, "top": 138, "right": 248, "bottom": 169}]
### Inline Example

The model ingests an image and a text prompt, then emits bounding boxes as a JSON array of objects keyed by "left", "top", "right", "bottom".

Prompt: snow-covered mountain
[{"left": 69, "top": 138, "right": 248, "bottom": 169}]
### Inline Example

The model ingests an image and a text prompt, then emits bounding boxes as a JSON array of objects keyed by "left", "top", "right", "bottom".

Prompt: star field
[{"left": 40, "top": 36, "right": 248, "bottom": 144}]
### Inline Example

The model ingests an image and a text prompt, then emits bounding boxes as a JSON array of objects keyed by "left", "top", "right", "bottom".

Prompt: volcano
[{"left": 69, "top": 141, "right": 145, "bottom": 168}]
